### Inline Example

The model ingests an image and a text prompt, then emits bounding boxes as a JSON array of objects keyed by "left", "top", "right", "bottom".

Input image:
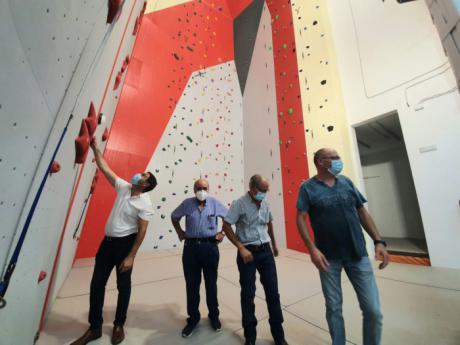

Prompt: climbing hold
[
  {"left": 283, "top": 43, "right": 287, "bottom": 49},
  {"left": 75, "top": 120, "right": 90, "bottom": 164},
  {"left": 288, "top": 107, "right": 293, "bottom": 115},
  {"left": 50, "top": 161, "right": 61, "bottom": 174},
  {"left": 132, "top": 17, "right": 140, "bottom": 35},
  {"left": 84, "top": 102, "right": 98, "bottom": 138},
  {"left": 38, "top": 271, "right": 47, "bottom": 283},
  {"left": 107, "top": 0, "right": 121, "bottom": 24},
  {"left": 141, "top": 1, "right": 147, "bottom": 14},
  {"left": 113, "top": 71, "right": 122, "bottom": 90},
  {"left": 102, "top": 127, "right": 109, "bottom": 141}
]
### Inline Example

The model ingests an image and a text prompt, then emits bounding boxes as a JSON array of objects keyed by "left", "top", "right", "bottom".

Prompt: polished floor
[{"left": 38, "top": 245, "right": 460, "bottom": 345}]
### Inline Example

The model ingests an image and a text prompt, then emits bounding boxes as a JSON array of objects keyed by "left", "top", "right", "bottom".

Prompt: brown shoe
[
  {"left": 111, "top": 325, "right": 125, "bottom": 345},
  {"left": 70, "top": 328, "right": 102, "bottom": 345}
]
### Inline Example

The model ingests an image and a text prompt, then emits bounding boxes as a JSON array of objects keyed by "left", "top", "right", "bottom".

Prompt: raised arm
[{"left": 90, "top": 138, "right": 117, "bottom": 187}]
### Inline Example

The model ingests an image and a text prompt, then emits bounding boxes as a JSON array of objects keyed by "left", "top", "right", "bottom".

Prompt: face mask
[
  {"left": 195, "top": 190, "right": 208, "bottom": 201},
  {"left": 254, "top": 191, "right": 266, "bottom": 201},
  {"left": 131, "top": 173, "right": 142, "bottom": 185},
  {"left": 328, "top": 159, "right": 343, "bottom": 176}
]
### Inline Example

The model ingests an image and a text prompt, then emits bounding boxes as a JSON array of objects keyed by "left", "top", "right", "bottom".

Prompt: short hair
[
  {"left": 249, "top": 174, "right": 263, "bottom": 189},
  {"left": 143, "top": 172, "right": 157, "bottom": 192},
  {"left": 313, "top": 148, "right": 328, "bottom": 166}
]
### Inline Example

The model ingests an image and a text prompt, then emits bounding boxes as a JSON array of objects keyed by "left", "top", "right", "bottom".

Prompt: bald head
[
  {"left": 194, "top": 178, "right": 209, "bottom": 192},
  {"left": 249, "top": 174, "right": 269, "bottom": 192},
  {"left": 314, "top": 148, "right": 339, "bottom": 166}
]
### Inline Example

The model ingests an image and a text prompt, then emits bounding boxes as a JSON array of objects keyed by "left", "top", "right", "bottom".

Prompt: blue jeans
[
  {"left": 182, "top": 240, "right": 220, "bottom": 325},
  {"left": 320, "top": 257, "right": 383, "bottom": 345}
]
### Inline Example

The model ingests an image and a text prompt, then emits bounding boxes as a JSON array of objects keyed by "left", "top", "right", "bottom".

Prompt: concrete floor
[{"left": 38, "top": 245, "right": 460, "bottom": 345}]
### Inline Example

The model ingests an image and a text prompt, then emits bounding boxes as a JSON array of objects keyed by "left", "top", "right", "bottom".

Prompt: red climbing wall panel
[
  {"left": 266, "top": 0, "right": 311, "bottom": 253},
  {"left": 76, "top": 0, "right": 239, "bottom": 258}
]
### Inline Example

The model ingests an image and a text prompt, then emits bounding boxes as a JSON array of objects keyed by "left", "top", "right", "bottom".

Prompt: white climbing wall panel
[{"left": 0, "top": 0, "right": 145, "bottom": 343}]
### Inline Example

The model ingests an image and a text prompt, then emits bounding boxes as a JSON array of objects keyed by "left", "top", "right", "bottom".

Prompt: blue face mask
[
  {"left": 255, "top": 191, "right": 266, "bottom": 201},
  {"left": 131, "top": 173, "right": 142, "bottom": 185},
  {"left": 328, "top": 159, "right": 343, "bottom": 176}
]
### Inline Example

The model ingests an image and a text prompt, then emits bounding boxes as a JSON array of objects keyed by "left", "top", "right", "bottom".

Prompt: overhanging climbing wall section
[
  {"left": 0, "top": 0, "right": 144, "bottom": 342},
  {"left": 242, "top": 3, "right": 286, "bottom": 247},
  {"left": 144, "top": 62, "right": 244, "bottom": 250},
  {"left": 266, "top": 0, "right": 310, "bottom": 252},
  {"left": 77, "top": 0, "right": 248, "bottom": 258}
]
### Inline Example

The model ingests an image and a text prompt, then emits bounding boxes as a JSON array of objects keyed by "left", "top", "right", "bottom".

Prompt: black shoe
[
  {"left": 275, "top": 339, "right": 289, "bottom": 345},
  {"left": 244, "top": 339, "right": 255, "bottom": 345},
  {"left": 210, "top": 318, "right": 221, "bottom": 332},
  {"left": 181, "top": 323, "right": 196, "bottom": 337}
]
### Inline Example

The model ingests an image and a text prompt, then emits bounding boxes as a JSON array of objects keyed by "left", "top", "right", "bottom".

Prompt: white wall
[
  {"left": 0, "top": 0, "right": 143, "bottom": 342},
  {"left": 327, "top": 0, "right": 460, "bottom": 268},
  {"left": 144, "top": 61, "right": 245, "bottom": 250},
  {"left": 361, "top": 148, "right": 425, "bottom": 240},
  {"left": 242, "top": 4, "right": 286, "bottom": 247}
]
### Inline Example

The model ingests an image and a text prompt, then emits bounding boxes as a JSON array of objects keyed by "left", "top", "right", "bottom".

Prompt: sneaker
[
  {"left": 181, "top": 323, "right": 196, "bottom": 337},
  {"left": 210, "top": 318, "right": 221, "bottom": 332}
]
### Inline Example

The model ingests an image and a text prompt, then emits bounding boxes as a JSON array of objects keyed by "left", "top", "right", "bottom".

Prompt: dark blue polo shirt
[{"left": 296, "top": 175, "right": 368, "bottom": 260}]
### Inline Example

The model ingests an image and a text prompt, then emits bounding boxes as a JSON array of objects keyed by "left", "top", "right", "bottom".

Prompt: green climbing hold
[
  {"left": 275, "top": 15, "right": 279, "bottom": 20},
  {"left": 283, "top": 43, "right": 287, "bottom": 49},
  {"left": 161, "top": 197, "right": 166, "bottom": 202},
  {"left": 288, "top": 108, "right": 294, "bottom": 115},
  {"left": 186, "top": 136, "right": 193, "bottom": 143}
]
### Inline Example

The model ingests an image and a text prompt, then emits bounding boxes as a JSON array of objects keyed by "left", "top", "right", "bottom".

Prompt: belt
[
  {"left": 245, "top": 242, "right": 271, "bottom": 252},
  {"left": 185, "top": 237, "right": 217, "bottom": 243},
  {"left": 104, "top": 234, "right": 136, "bottom": 242}
]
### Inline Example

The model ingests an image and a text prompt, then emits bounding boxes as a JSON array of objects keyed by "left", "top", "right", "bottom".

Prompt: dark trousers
[
  {"left": 88, "top": 234, "right": 136, "bottom": 330},
  {"left": 237, "top": 244, "right": 284, "bottom": 342},
  {"left": 182, "top": 240, "right": 220, "bottom": 325}
]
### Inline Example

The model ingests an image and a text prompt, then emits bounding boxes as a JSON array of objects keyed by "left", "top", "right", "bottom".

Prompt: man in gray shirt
[{"left": 223, "top": 175, "right": 288, "bottom": 345}]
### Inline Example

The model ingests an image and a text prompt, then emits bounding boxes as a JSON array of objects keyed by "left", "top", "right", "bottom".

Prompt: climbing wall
[
  {"left": 242, "top": 4, "right": 286, "bottom": 247},
  {"left": 265, "top": 0, "right": 310, "bottom": 252},
  {"left": 144, "top": 62, "right": 244, "bottom": 250},
  {"left": 0, "top": 0, "right": 144, "bottom": 343},
  {"left": 77, "top": 0, "right": 252, "bottom": 258},
  {"left": 291, "top": 0, "right": 366, "bottom": 181}
]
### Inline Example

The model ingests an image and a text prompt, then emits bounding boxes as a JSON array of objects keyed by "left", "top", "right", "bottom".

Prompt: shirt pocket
[
  {"left": 207, "top": 214, "right": 217, "bottom": 229},
  {"left": 258, "top": 208, "right": 270, "bottom": 224}
]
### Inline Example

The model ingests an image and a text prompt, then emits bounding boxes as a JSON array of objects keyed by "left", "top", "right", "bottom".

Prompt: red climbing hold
[
  {"left": 107, "top": 0, "right": 121, "bottom": 24},
  {"left": 84, "top": 102, "right": 98, "bottom": 138},
  {"left": 38, "top": 271, "right": 47, "bottom": 283},
  {"left": 113, "top": 71, "right": 122, "bottom": 90},
  {"left": 75, "top": 120, "right": 90, "bottom": 164},
  {"left": 141, "top": 1, "right": 147, "bottom": 14},
  {"left": 132, "top": 17, "right": 140, "bottom": 35},
  {"left": 102, "top": 127, "right": 109, "bottom": 142},
  {"left": 50, "top": 161, "right": 61, "bottom": 174}
]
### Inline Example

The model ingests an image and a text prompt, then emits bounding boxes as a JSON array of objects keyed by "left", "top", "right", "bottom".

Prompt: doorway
[{"left": 354, "top": 112, "right": 429, "bottom": 264}]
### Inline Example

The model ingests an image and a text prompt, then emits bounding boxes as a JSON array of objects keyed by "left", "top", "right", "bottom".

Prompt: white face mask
[{"left": 195, "top": 190, "right": 208, "bottom": 201}]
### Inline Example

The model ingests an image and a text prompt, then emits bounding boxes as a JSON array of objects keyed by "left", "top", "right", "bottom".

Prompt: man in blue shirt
[
  {"left": 223, "top": 175, "right": 288, "bottom": 345},
  {"left": 296, "top": 148, "right": 389, "bottom": 345},
  {"left": 171, "top": 178, "right": 228, "bottom": 337}
]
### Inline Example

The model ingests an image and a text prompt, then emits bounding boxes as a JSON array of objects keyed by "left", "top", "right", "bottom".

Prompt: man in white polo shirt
[{"left": 71, "top": 139, "right": 156, "bottom": 345}]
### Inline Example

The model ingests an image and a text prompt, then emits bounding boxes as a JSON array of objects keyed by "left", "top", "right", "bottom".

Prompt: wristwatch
[{"left": 374, "top": 240, "right": 387, "bottom": 247}]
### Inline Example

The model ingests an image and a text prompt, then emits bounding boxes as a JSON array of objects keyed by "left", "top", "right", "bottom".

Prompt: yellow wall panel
[
  {"left": 145, "top": 0, "right": 192, "bottom": 14},
  {"left": 291, "top": 1, "right": 357, "bottom": 181}
]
